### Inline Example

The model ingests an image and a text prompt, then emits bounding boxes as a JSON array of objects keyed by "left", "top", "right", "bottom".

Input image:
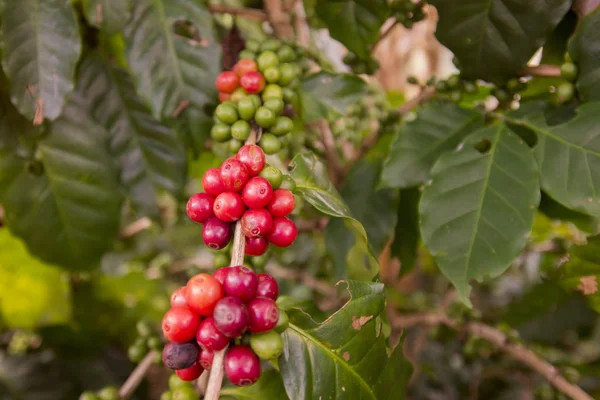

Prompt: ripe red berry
[
  {"left": 202, "top": 168, "right": 226, "bottom": 196},
  {"left": 213, "top": 296, "right": 251, "bottom": 337},
  {"left": 242, "top": 177, "right": 273, "bottom": 209},
  {"left": 162, "top": 342, "right": 199, "bottom": 370},
  {"left": 196, "top": 317, "right": 230, "bottom": 351},
  {"left": 245, "top": 236, "right": 268, "bottom": 256},
  {"left": 248, "top": 298, "right": 279, "bottom": 333},
  {"left": 198, "top": 348, "right": 214, "bottom": 370},
  {"left": 202, "top": 217, "right": 233, "bottom": 250},
  {"left": 267, "top": 217, "right": 297, "bottom": 247},
  {"left": 213, "top": 192, "right": 246, "bottom": 222},
  {"left": 241, "top": 209, "right": 273, "bottom": 238},
  {"left": 223, "top": 266, "right": 258, "bottom": 302},
  {"left": 219, "top": 92, "right": 231, "bottom": 102},
  {"left": 185, "top": 273, "right": 224, "bottom": 316},
  {"left": 236, "top": 144, "right": 266, "bottom": 176},
  {"left": 186, "top": 193, "right": 215, "bottom": 223},
  {"left": 267, "top": 189, "right": 295, "bottom": 217},
  {"left": 216, "top": 71, "right": 240, "bottom": 93},
  {"left": 170, "top": 286, "right": 188, "bottom": 308},
  {"left": 175, "top": 362, "right": 204, "bottom": 381},
  {"left": 220, "top": 158, "right": 250, "bottom": 192},
  {"left": 240, "top": 72, "right": 266, "bottom": 94},
  {"left": 162, "top": 307, "right": 201, "bottom": 343},
  {"left": 256, "top": 274, "right": 278, "bottom": 300},
  {"left": 213, "top": 267, "right": 232, "bottom": 285},
  {"left": 224, "top": 345, "right": 261, "bottom": 386},
  {"left": 234, "top": 59, "right": 258, "bottom": 77}
]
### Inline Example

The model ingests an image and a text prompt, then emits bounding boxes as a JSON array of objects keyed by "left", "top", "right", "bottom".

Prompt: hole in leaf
[{"left": 473, "top": 139, "right": 492, "bottom": 154}]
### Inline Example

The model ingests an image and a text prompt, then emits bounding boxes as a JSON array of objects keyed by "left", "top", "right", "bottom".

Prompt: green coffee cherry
[
  {"left": 264, "top": 67, "right": 281, "bottom": 83},
  {"left": 98, "top": 387, "right": 119, "bottom": 400},
  {"left": 277, "top": 45, "right": 296, "bottom": 63},
  {"left": 343, "top": 52, "right": 358, "bottom": 65},
  {"left": 260, "top": 38, "right": 282, "bottom": 52},
  {"left": 259, "top": 165, "right": 283, "bottom": 189},
  {"left": 282, "top": 87, "right": 298, "bottom": 104},
  {"left": 238, "top": 50, "right": 256, "bottom": 60},
  {"left": 231, "top": 120, "right": 251, "bottom": 141},
  {"left": 279, "top": 175, "right": 296, "bottom": 192},
  {"left": 245, "top": 39, "right": 260, "bottom": 53},
  {"left": 463, "top": 81, "right": 477, "bottom": 94},
  {"left": 255, "top": 107, "right": 277, "bottom": 128},
  {"left": 211, "top": 123, "right": 231, "bottom": 142},
  {"left": 147, "top": 336, "right": 162, "bottom": 350},
  {"left": 79, "top": 392, "right": 100, "bottom": 400},
  {"left": 136, "top": 320, "right": 153, "bottom": 337},
  {"left": 556, "top": 82, "right": 575, "bottom": 103},
  {"left": 449, "top": 90, "right": 462, "bottom": 103},
  {"left": 278, "top": 64, "right": 297, "bottom": 86},
  {"left": 237, "top": 97, "right": 257, "bottom": 121},
  {"left": 447, "top": 74, "right": 461, "bottom": 89},
  {"left": 274, "top": 309, "right": 289, "bottom": 332},
  {"left": 263, "top": 98, "right": 284, "bottom": 115},
  {"left": 231, "top": 87, "right": 247, "bottom": 102},
  {"left": 262, "top": 84, "right": 284, "bottom": 101},
  {"left": 560, "top": 62, "right": 578, "bottom": 81},
  {"left": 435, "top": 80, "right": 449, "bottom": 93},
  {"left": 172, "top": 387, "right": 198, "bottom": 400},
  {"left": 247, "top": 94, "right": 262, "bottom": 109},
  {"left": 214, "top": 252, "right": 229, "bottom": 269},
  {"left": 128, "top": 342, "right": 147, "bottom": 363},
  {"left": 259, "top": 133, "right": 281, "bottom": 154},
  {"left": 160, "top": 392, "right": 173, "bottom": 400},
  {"left": 257, "top": 51, "right": 279, "bottom": 71},
  {"left": 215, "top": 103, "right": 238, "bottom": 124},
  {"left": 407, "top": 76, "right": 418, "bottom": 85},
  {"left": 250, "top": 331, "right": 284, "bottom": 360},
  {"left": 271, "top": 116, "right": 294, "bottom": 136},
  {"left": 229, "top": 139, "right": 243, "bottom": 152},
  {"left": 493, "top": 88, "right": 510, "bottom": 102},
  {"left": 169, "top": 374, "right": 193, "bottom": 390},
  {"left": 251, "top": 254, "right": 268, "bottom": 269}
]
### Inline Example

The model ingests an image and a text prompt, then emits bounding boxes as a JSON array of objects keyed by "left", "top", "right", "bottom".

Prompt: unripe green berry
[
  {"left": 556, "top": 82, "right": 575, "bottom": 103},
  {"left": 260, "top": 38, "right": 282, "bottom": 52},
  {"left": 215, "top": 103, "right": 238, "bottom": 124},
  {"left": 98, "top": 387, "right": 119, "bottom": 400},
  {"left": 407, "top": 76, "right": 418, "bottom": 85},
  {"left": 128, "top": 343, "right": 147, "bottom": 363},
  {"left": 493, "top": 88, "right": 510, "bottom": 102},
  {"left": 250, "top": 331, "right": 284, "bottom": 360},
  {"left": 259, "top": 133, "right": 281, "bottom": 154},
  {"left": 147, "top": 336, "right": 162, "bottom": 350},
  {"left": 343, "top": 52, "right": 358, "bottom": 65},
  {"left": 282, "top": 87, "right": 297, "bottom": 104},
  {"left": 214, "top": 252, "right": 229, "bottom": 269},
  {"left": 231, "top": 120, "right": 251, "bottom": 141},
  {"left": 237, "top": 97, "right": 257, "bottom": 121},
  {"left": 263, "top": 98, "right": 285, "bottom": 115},
  {"left": 160, "top": 392, "right": 173, "bottom": 400},
  {"left": 251, "top": 254, "right": 268, "bottom": 269},
  {"left": 238, "top": 50, "right": 256, "bottom": 60},
  {"left": 264, "top": 67, "right": 281, "bottom": 83},
  {"left": 279, "top": 175, "right": 296, "bottom": 192},
  {"left": 271, "top": 116, "right": 294, "bottom": 136},
  {"left": 278, "top": 63, "right": 297, "bottom": 86},
  {"left": 262, "top": 84, "right": 284, "bottom": 101},
  {"left": 169, "top": 374, "right": 193, "bottom": 390},
  {"left": 79, "top": 392, "right": 100, "bottom": 400},
  {"left": 231, "top": 87, "right": 247, "bottom": 102},
  {"left": 274, "top": 309, "right": 289, "bottom": 332},
  {"left": 229, "top": 139, "right": 243, "bottom": 152},
  {"left": 560, "top": 62, "right": 578, "bottom": 81},
  {"left": 136, "top": 320, "right": 153, "bottom": 337},
  {"left": 172, "top": 387, "right": 198, "bottom": 400},
  {"left": 245, "top": 39, "right": 260, "bottom": 53},
  {"left": 255, "top": 107, "right": 277, "bottom": 128},
  {"left": 463, "top": 81, "right": 477, "bottom": 94},
  {"left": 447, "top": 74, "right": 461, "bottom": 89},
  {"left": 435, "top": 80, "right": 449, "bottom": 93},
  {"left": 259, "top": 165, "right": 283, "bottom": 189},
  {"left": 248, "top": 94, "right": 262, "bottom": 109},
  {"left": 211, "top": 123, "right": 231, "bottom": 142},
  {"left": 257, "top": 51, "right": 279, "bottom": 72},
  {"left": 277, "top": 45, "right": 297, "bottom": 63},
  {"left": 449, "top": 90, "right": 462, "bottom": 103}
]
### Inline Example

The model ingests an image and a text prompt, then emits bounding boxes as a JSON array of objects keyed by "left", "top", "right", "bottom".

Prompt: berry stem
[{"left": 118, "top": 351, "right": 156, "bottom": 399}]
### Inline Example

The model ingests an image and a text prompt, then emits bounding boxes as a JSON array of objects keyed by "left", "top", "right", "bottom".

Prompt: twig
[
  {"left": 522, "top": 64, "right": 561, "bottom": 78},
  {"left": 317, "top": 120, "right": 344, "bottom": 185},
  {"left": 398, "top": 86, "right": 436, "bottom": 115},
  {"left": 196, "top": 370, "right": 209, "bottom": 395},
  {"left": 207, "top": 4, "right": 267, "bottom": 21},
  {"left": 266, "top": 263, "right": 336, "bottom": 298},
  {"left": 119, "top": 351, "right": 156, "bottom": 399},
  {"left": 391, "top": 313, "right": 593, "bottom": 400},
  {"left": 264, "top": 0, "right": 295, "bottom": 38},
  {"left": 119, "top": 217, "right": 152, "bottom": 239}
]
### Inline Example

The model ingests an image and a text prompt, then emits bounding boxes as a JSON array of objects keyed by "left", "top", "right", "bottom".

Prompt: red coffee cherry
[
  {"left": 213, "top": 296, "right": 251, "bottom": 338},
  {"left": 196, "top": 317, "right": 229, "bottom": 351},
  {"left": 267, "top": 189, "right": 295, "bottom": 217},
  {"left": 162, "top": 342, "right": 199, "bottom": 370},
  {"left": 216, "top": 71, "right": 240, "bottom": 93},
  {"left": 242, "top": 177, "right": 273, "bottom": 209},
  {"left": 175, "top": 362, "right": 204, "bottom": 381},
  {"left": 162, "top": 306, "right": 200, "bottom": 343},
  {"left": 202, "top": 168, "right": 226, "bottom": 196},
  {"left": 241, "top": 209, "right": 273, "bottom": 238},
  {"left": 220, "top": 158, "right": 250, "bottom": 192},
  {"left": 240, "top": 72, "right": 266, "bottom": 94},
  {"left": 223, "top": 266, "right": 258, "bottom": 303},
  {"left": 256, "top": 274, "right": 278, "bottom": 300},
  {"left": 224, "top": 345, "right": 261, "bottom": 386},
  {"left": 185, "top": 273, "right": 224, "bottom": 316},
  {"left": 202, "top": 217, "right": 233, "bottom": 250},
  {"left": 198, "top": 348, "right": 214, "bottom": 370},
  {"left": 186, "top": 193, "right": 215, "bottom": 223},
  {"left": 245, "top": 236, "right": 268, "bottom": 256},
  {"left": 236, "top": 144, "right": 266, "bottom": 177},
  {"left": 267, "top": 217, "right": 297, "bottom": 247},
  {"left": 170, "top": 286, "right": 188, "bottom": 308},
  {"left": 213, "top": 192, "right": 246, "bottom": 222},
  {"left": 248, "top": 297, "right": 279, "bottom": 333},
  {"left": 234, "top": 59, "right": 258, "bottom": 77},
  {"left": 213, "top": 267, "right": 232, "bottom": 285}
]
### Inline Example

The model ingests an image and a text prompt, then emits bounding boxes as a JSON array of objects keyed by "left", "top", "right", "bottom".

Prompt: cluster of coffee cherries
[
  {"left": 186, "top": 144, "right": 298, "bottom": 255},
  {"left": 342, "top": 52, "right": 380, "bottom": 75},
  {"left": 555, "top": 54, "right": 578, "bottom": 104},
  {"left": 78, "top": 387, "right": 119, "bottom": 400},
  {"left": 161, "top": 267, "right": 288, "bottom": 386},
  {"left": 127, "top": 320, "right": 164, "bottom": 363},
  {"left": 390, "top": 0, "right": 427, "bottom": 29}
]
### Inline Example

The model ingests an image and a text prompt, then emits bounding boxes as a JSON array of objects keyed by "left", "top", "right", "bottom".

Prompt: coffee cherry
[
  {"left": 186, "top": 193, "right": 215, "bottom": 223},
  {"left": 169, "top": 374, "right": 193, "bottom": 391},
  {"left": 556, "top": 82, "right": 575, "bottom": 103},
  {"left": 256, "top": 274, "right": 279, "bottom": 300},
  {"left": 435, "top": 80, "right": 449, "bottom": 93},
  {"left": 148, "top": 336, "right": 163, "bottom": 351},
  {"left": 229, "top": 121, "right": 250, "bottom": 142},
  {"left": 223, "top": 266, "right": 258, "bottom": 302},
  {"left": 282, "top": 87, "right": 298, "bottom": 104},
  {"left": 231, "top": 87, "right": 248, "bottom": 102},
  {"left": 250, "top": 331, "right": 284, "bottom": 360},
  {"left": 463, "top": 81, "right": 477, "bottom": 94},
  {"left": 202, "top": 217, "right": 232, "bottom": 250},
  {"left": 218, "top": 92, "right": 231, "bottom": 102},
  {"left": 242, "top": 177, "right": 273, "bottom": 209},
  {"left": 271, "top": 116, "right": 293, "bottom": 136},
  {"left": 279, "top": 175, "right": 296, "bottom": 192},
  {"left": 220, "top": 158, "right": 250, "bottom": 191},
  {"left": 128, "top": 341, "right": 147, "bottom": 363},
  {"left": 215, "top": 103, "right": 239, "bottom": 124},
  {"left": 251, "top": 254, "right": 268, "bottom": 269},
  {"left": 160, "top": 392, "right": 173, "bottom": 400},
  {"left": 202, "top": 168, "right": 226, "bottom": 196},
  {"left": 258, "top": 133, "right": 281, "bottom": 155},
  {"left": 263, "top": 67, "right": 281, "bottom": 83},
  {"left": 254, "top": 107, "right": 276, "bottom": 128},
  {"left": 162, "top": 307, "right": 200, "bottom": 343},
  {"left": 237, "top": 97, "right": 257, "bottom": 121},
  {"left": 162, "top": 342, "right": 199, "bottom": 370},
  {"left": 259, "top": 165, "right": 283, "bottom": 189},
  {"left": 245, "top": 39, "right": 260, "bottom": 53},
  {"left": 196, "top": 317, "right": 229, "bottom": 351},
  {"left": 230, "top": 139, "right": 243, "bottom": 153},
  {"left": 170, "top": 286, "right": 188, "bottom": 308},
  {"left": 247, "top": 94, "right": 262, "bottom": 109},
  {"left": 278, "top": 64, "right": 297, "bottom": 86},
  {"left": 267, "top": 217, "right": 297, "bottom": 247},
  {"left": 213, "top": 266, "right": 231, "bottom": 285},
  {"left": 213, "top": 192, "right": 246, "bottom": 222},
  {"left": 492, "top": 88, "right": 510, "bottom": 102},
  {"left": 447, "top": 74, "right": 461, "bottom": 89},
  {"left": 171, "top": 387, "right": 197, "bottom": 400},
  {"left": 213, "top": 296, "right": 251, "bottom": 337},
  {"left": 185, "top": 273, "right": 224, "bottom": 316},
  {"left": 274, "top": 309, "right": 289, "bottom": 333},
  {"left": 260, "top": 38, "right": 281, "bottom": 52},
  {"left": 449, "top": 90, "right": 463, "bottom": 103},
  {"left": 245, "top": 236, "right": 268, "bottom": 256},
  {"left": 216, "top": 71, "right": 239, "bottom": 93},
  {"left": 234, "top": 59, "right": 258, "bottom": 77},
  {"left": 98, "top": 387, "right": 119, "bottom": 400},
  {"left": 277, "top": 45, "right": 296, "bottom": 63},
  {"left": 236, "top": 144, "right": 266, "bottom": 177},
  {"left": 240, "top": 72, "right": 266, "bottom": 94},
  {"left": 79, "top": 392, "right": 99, "bottom": 400},
  {"left": 267, "top": 189, "right": 295, "bottom": 217},
  {"left": 198, "top": 348, "right": 214, "bottom": 370},
  {"left": 257, "top": 51, "right": 279, "bottom": 71},
  {"left": 248, "top": 298, "right": 279, "bottom": 333},
  {"left": 263, "top": 98, "right": 284, "bottom": 115},
  {"left": 560, "top": 62, "right": 578, "bottom": 81},
  {"left": 241, "top": 209, "right": 273, "bottom": 238},
  {"left": 262, "top": 84, "right": 283, "bottom": 101},
  {"left": 224, "top": 345, "right": 261, "bottom": 386},
  {"left": 175, "top": 362, "right": 203, "bottom": 381},
  {"left": 210, "top": 123, "right": 231, "bottom": 142}
]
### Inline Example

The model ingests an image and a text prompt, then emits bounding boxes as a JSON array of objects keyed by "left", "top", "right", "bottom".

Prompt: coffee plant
[{"left": 1, "top": 0, "right": 600, "bottom": 399}]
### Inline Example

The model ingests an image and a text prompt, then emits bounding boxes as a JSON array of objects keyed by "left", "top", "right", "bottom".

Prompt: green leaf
[
  {"left": 392, "top": 188, "right": 421, "bottom": 275},
  {"left": 381, "top": 102, "right": 484, "bottom": 188},
  {"left": 299, "top": 72, "right": 367, "bottom": 123},
  {"left": 77, "top": 55, "right": 186, "bottom": 215},
  {"left": 220, "top": 370, "right": 288, "bottom": 400},
  {"left": 429, "top": 0, "right": 571, "bottom": 81},
  {"left": 568, "top": 8, "right": 600, "bottom": 102},
  {"left": 280, "top": 280, "right": 398, "bottom": 400},
  {"left": 539, "top": 193, "right": 598, "bottom": 233},
  {"left": 289, "top": 152, "right": 379, "bottom": 280},
  {"left": 373, "top": 342, "right": 413, "bottom": 400},
  {"left": 561, "top": 235, "right": 600, "bottom": 312},
  {"left": 0, "top": 230, "right": 71, "bottom": 328},
  {"left": 315, "top": 0, "right": 389, "bottom": 58},
  {"left": 124, "top": 0, "right": 219, "bottom": 118},
  {"left": 83, "top": 0, "right": 133, "bottom": 35},
  {"left": 420, "top": 124, "right": 540, "bottom": 303},
  {"left": 2, "top": 0, "right": 81, "bottom": 120},
  {"left": 0, "top": 93, "right": 123, "bottom": 270},
  {"left": 509, "top": 102, "right": 600, "bottom": 216}
]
